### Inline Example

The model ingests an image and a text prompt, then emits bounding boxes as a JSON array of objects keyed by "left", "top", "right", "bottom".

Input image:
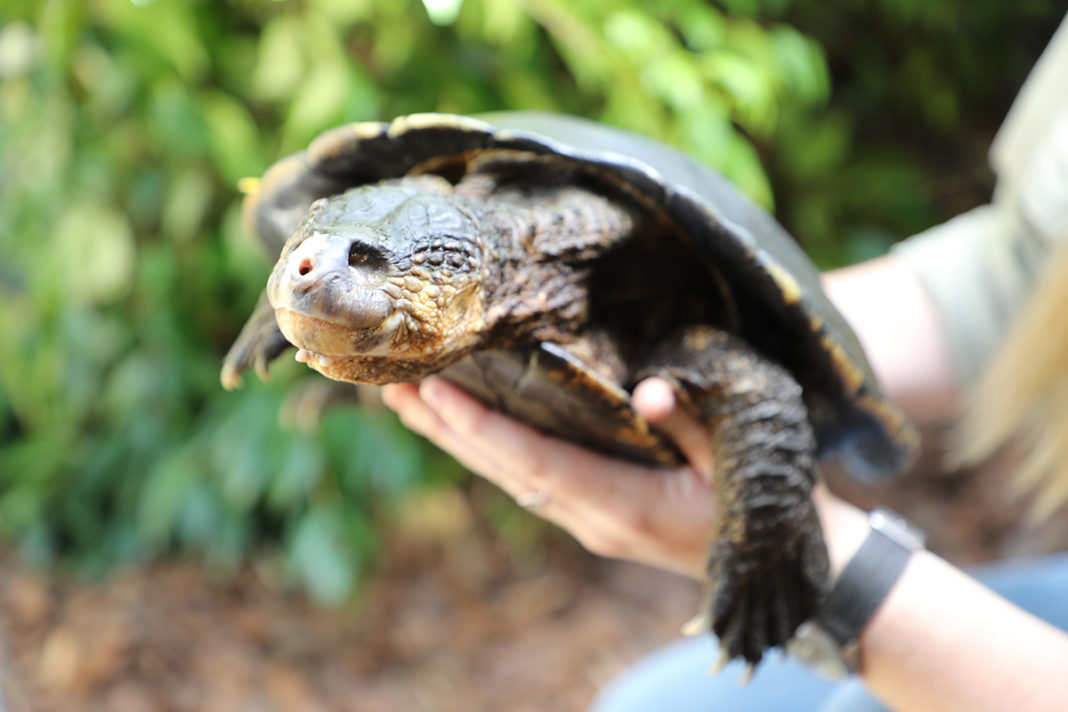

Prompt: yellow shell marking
[
  {"left": 762, "top": 260, "right": 803, "bottom": 306},
  {"left": 819, "top": 334, "right": 866, "bottom": 394},
  {"left": 388, "top": 113, "right": 492, "bottom": 137}
]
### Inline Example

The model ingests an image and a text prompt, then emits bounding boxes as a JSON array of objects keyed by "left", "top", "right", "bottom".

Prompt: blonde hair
[{"left": 955, "top": 244, "right": 1068, "bottom": 520}]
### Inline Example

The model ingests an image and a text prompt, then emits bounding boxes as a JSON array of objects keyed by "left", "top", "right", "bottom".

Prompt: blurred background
[{"left": 0, "top": 1, "right": 1064, "bottom": 710}]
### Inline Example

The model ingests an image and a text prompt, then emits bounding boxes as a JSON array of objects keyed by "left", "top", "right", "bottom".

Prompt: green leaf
[
  {"left": 51, "top": 201, "right": 136, "bottom": 303},
  {"left": 252, "top": 15, "right": 306, "bottom": 102},
  {"left": 282, "top": 61, "right": 351, "bottom": 149},
  {"left": 200, "top": 90, "right": 264, "bottom": 185},
  {"left": 161, "top": 166, "right": 215, "bottom": 242},
  {"left": 604, "top": 9, "right": 663, "bottom": 58},
  {"left": 770, "top": 27, "right": 829, "bottom": 105},
  {"left": 675, "top": 4, "right": 725, "bottom": 52},
  {"left": 138, "top": 447, "right": 199, "bottom": 544},
  {"left": 643, "top": 53, "right": 705, "bottom": 111},
  {"left": 147, "top": 79, "right": 210, "bottom": 158},
  {"left": 702, "top": 52, "right": 777, "bottom": 136},
  {"left": 290, "top": 507, "right": 359, "bottom": 604},
  {"left": 97, "top": 0, "right": 208, "bottom": 81},
  {"left": 267, "top": 435, "right": 325, "bottom": 511}
]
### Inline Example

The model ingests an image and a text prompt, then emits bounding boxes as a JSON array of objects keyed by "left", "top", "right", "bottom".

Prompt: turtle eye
[{"left": 348, "top": 243, "right": 386, "bottom": 269}]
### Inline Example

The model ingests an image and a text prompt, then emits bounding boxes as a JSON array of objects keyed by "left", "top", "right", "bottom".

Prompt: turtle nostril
[{"left": 297, "top": 258, "right": 314, "bottom": 277}]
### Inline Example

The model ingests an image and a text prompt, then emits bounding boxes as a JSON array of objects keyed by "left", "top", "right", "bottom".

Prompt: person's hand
[{"left": 381, "top": 376, "right": 718, "bottom": 578}]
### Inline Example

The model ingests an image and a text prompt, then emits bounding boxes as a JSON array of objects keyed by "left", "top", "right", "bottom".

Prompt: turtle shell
[{"left": 243, "top": 112, "right": 918, "bottom": 478}]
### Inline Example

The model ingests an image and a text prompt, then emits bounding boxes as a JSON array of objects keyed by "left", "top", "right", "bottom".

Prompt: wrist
[
  {"left": 792, "top": 492, "right": 925, "bottom": 680},
  {"left": 812, "top": 485, "right": 871, "bottom": 579}
]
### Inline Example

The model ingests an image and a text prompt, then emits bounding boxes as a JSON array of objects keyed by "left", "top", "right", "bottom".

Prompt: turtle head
[{"left": 267, "top": 182, "right": 488, "bottom": 383}]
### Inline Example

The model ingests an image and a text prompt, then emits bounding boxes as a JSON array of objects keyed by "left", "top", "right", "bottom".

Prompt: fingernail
[{"left": 633, "top": 378, "right": 675, "bottom": 422}]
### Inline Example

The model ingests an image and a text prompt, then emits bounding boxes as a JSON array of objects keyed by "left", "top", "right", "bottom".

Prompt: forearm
[{"left": 817, "top": 490, "right": 1068, "bottom": 711}]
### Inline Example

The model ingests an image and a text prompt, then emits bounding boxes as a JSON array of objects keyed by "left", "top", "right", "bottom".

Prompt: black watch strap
[
  {"left": 789, "top": 508, "right": 924, "bottom": 680},
  {"left": 815, "top": 515, "right": 916, "bottom": 645}
]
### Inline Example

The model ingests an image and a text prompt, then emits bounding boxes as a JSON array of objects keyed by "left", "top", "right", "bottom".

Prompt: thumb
[{"left": 632, "top": 377, "right": 714, "bottom": 480}]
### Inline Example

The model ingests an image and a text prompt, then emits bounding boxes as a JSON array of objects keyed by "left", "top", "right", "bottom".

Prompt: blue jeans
[{"left": 589, "top": 552, "right": 1068, "bottom": 712}]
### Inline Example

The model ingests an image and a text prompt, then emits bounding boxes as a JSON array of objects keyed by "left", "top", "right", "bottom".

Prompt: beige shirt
[{"left": 894, "top": 13, "right": 1068, "bottom": 386}]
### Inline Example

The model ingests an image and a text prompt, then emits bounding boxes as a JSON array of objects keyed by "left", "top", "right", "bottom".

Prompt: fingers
[
  {"left": 411, "top": 378, "right": 619, "bottom": 498},
  {"left": 380, "top": 382, "right": 503, "bottom": 486},
  {"left": 381, "top": 376, "right": 717, "bottom": 578},
  {"left": 381, "top": 379, "right": 589, "bottom": 528},
  {"left": 385, "top": 377, "right": 708, "bottom": 503},
  {"left": 632, "top": 378, "right": 714, "bottom": 480},
  {"left": 383, "top": 378, "right": 665, "bottom": 532}
]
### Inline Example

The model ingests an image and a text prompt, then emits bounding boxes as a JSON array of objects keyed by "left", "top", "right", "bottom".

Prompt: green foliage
[
  {"left": 0, "top": 0, "right": 830, "bottom": 601},
  {"left": 761, "top": 0, "right": 1064, "bottom": 266},
  {"left": 0, "top": 0, "right": 1061, "bottom": 600}
]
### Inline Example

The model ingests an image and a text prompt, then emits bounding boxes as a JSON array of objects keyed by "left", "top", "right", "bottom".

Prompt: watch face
[
  {"left": 871, "top": 507, "right": 926, "bottom": 550},
  {"left": 787, "top": 622, "right": 852, "bottom": 681}
]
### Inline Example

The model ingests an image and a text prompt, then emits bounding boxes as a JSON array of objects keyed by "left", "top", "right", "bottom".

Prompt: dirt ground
[
  {"left": 2, "top": 430, "right": 1067, "bottom": 712},
  {"left": 0, "top": 507, "right": 698, "bottom": 712}
]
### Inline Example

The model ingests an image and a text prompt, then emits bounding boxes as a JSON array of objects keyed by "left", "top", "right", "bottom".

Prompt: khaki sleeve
[{"left": 891, "top": 13, "right": 1068, "bottom": 387}]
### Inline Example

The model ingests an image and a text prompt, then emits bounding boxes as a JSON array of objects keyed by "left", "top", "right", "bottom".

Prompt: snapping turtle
[{"left": 222, "top": 112, "right": 917, "bottom": 667}]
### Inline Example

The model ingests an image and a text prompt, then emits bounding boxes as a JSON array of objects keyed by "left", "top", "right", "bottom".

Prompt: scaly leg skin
[
  {"left": 221, "top": 291, "right": 292, "bottom": 389},
  {"left": 642, "top": 326, "right": 830, "bottom": 671}
]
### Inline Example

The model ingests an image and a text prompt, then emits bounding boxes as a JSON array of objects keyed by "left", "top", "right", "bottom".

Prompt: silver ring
[{"left": 516, "top": 490, "right": 551, "bottom": 510}]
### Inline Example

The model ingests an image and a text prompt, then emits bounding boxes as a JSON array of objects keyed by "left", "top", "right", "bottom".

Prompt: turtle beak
[{"left": 267, "top": 232, "right": 394, "bottom": 347}]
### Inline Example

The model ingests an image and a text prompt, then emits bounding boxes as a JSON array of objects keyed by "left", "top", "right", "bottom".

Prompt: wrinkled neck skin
[
  {"left": 455, "top": 173, "right": 640, "bottom": 348},
  {"left": 269, "top": 167, "right": 643, "bottom": 385}
]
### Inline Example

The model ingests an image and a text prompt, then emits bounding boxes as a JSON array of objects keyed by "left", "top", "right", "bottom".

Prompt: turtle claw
[
  {"left": 707, "top": 648, "right": 731, "bottom": 678},
  {"left": 254, "top": 350, "right": 272, "bottom": 383},
  {"left": 706, "top": 646, "right": 755, "bottom": 685},
  {"left": 680, "top": 609, "right": 710, "bottom": 637},
  {"left": 220, "top": 361, "right": 245, "bottom": 391},
  {"left": 221, "top": 292, "right": 291, "bottom": 390}
]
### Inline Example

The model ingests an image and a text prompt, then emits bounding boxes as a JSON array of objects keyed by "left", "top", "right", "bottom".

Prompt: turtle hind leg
[{"left": 643, "top": 327, "right": 830, "bottom": 668}]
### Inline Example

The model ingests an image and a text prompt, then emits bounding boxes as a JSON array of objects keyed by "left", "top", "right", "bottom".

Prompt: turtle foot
[{"left": 703, "top": 519, "right": 828, "bottom": 669}]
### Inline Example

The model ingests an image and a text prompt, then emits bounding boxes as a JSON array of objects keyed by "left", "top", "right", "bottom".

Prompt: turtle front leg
[
  {"left": 641, "top": 326, "right": 829, "bottom": 669},
  {"left": 221, "top": 291, "right": 292, "bottom": 389}
]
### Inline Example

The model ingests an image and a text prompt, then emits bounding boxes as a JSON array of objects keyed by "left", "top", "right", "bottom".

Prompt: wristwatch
[{"left": 788, "top": 507, "right": 926, "bottom": 680}]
